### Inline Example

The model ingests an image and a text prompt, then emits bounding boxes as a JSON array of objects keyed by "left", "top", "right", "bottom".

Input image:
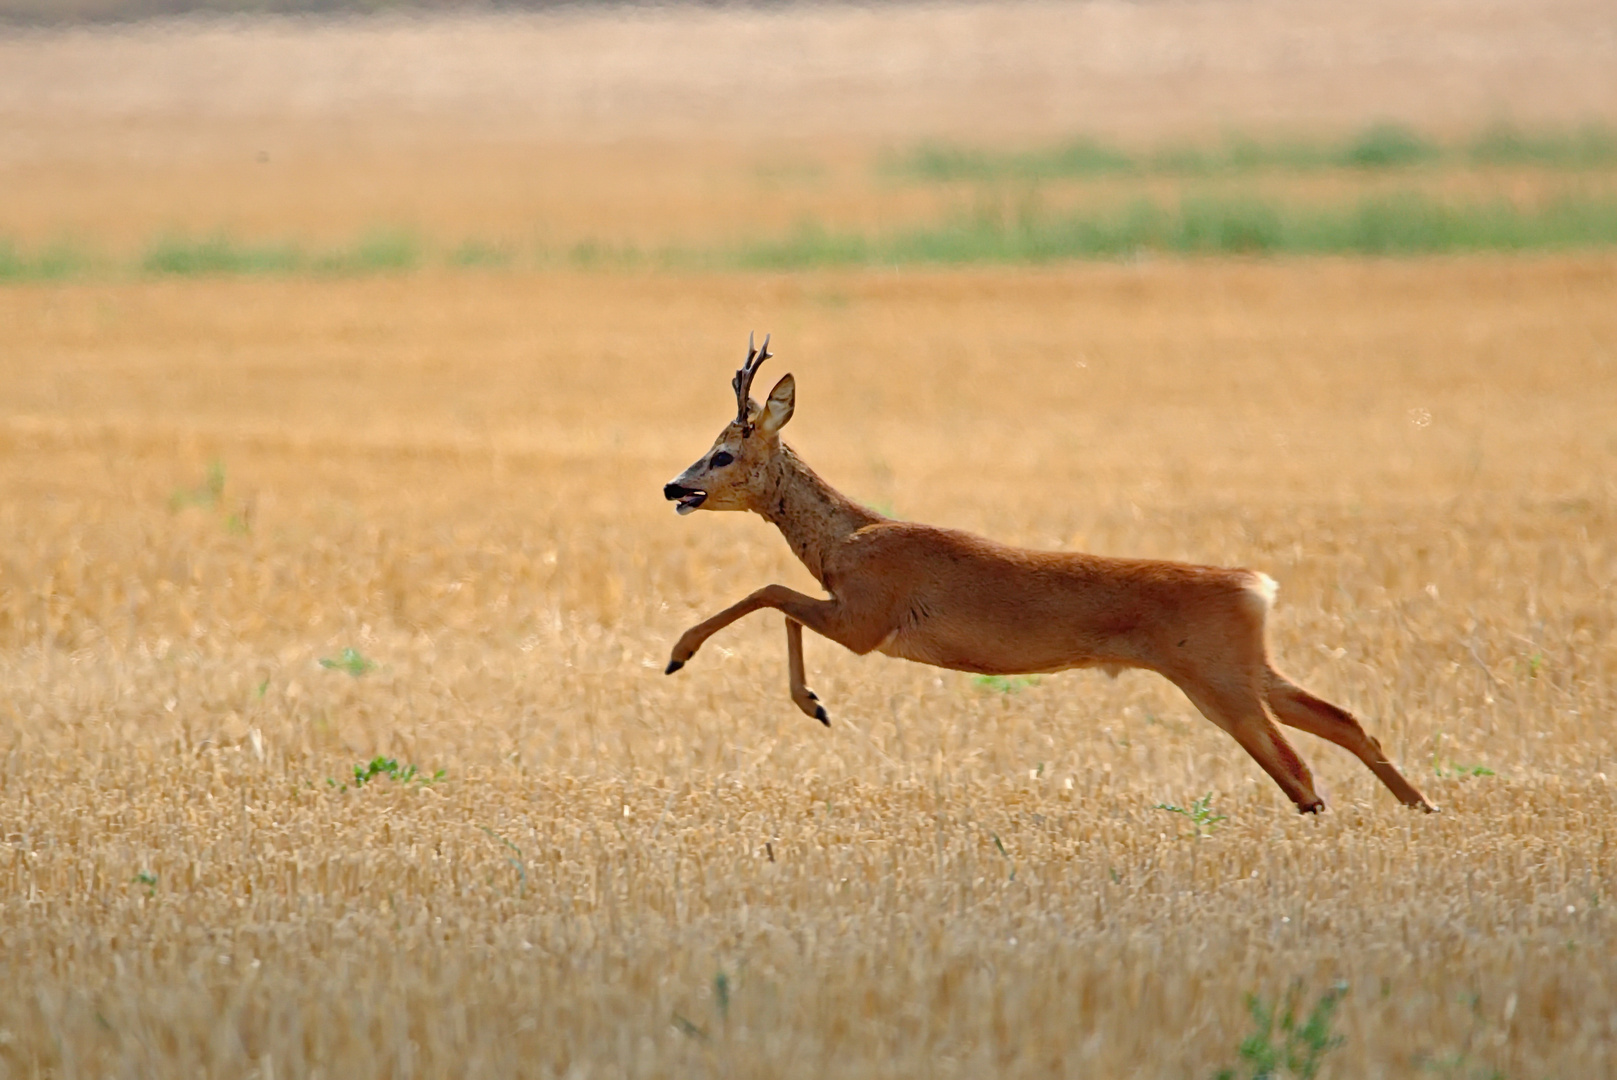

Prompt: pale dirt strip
[{"left": 0, "top": 0, "right": 1614, "bottom": 150}]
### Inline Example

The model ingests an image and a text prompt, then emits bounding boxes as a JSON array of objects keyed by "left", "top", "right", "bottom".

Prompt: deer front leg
[
  {"left": 785, "top": 617, "right": 829, "bottom": 726},
  {"left": 665, "top": 584, "right": 887, "bottom": 676}
]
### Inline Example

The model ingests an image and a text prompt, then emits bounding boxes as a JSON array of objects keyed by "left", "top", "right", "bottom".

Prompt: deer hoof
[
  {"left": 1298, "top": 799, "right": 1325, "bottom": 815},
  {"left": 814, "top": 705, "right": 829, "bottom": 727},
  {"left": 665, "top": 659, "right": 684, "bottom": 675}
]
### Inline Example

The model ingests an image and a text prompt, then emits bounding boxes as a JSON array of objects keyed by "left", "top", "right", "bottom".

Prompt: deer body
[{"left": 664, "top": 336, "right": 1435, "bottom": 815}]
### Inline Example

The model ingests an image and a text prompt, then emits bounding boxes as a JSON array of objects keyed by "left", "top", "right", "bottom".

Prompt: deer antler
[{"left": 732, "top": 332, "right": 773, "bottom": 430}]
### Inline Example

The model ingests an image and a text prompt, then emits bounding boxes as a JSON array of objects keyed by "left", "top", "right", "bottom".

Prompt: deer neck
[{"left": 755, "top": 443, "right": 881, "bottom": 587}]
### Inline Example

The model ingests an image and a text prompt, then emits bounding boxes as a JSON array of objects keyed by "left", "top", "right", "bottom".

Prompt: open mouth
[{"left": 664, "top": 482, "right": 707, "bottom": 515}]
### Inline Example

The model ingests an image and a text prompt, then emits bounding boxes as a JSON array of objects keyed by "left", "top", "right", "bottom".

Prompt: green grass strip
[
  {"left": 736, "top": 192, "right": 1617, "bottom": 267},
  {"left": 3, "top": 190, "right": 1617, "bottom": 283},
  {"left": 138, "top": 229, "right": 422, "bottom": 277},
  {"left": 0, "top": 238, "right": 97, "bottom": 282},
  {"left": 888, "top": 122, "right": 1617, "bottom": 182}
]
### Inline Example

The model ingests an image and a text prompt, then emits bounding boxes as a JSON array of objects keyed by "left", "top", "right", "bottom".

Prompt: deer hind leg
[
  {"left": 785, "top": 618, "right": 830, "bottom": 726},
  {"left": 1175, "top": 678, "right": 1325, "bottom": 813},
  {"left": 1265, "top": 669, "right": 1436, "bottom": 811}
]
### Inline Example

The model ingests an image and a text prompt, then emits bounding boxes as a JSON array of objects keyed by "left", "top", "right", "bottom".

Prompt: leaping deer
[{"left": 662, "top": 335, "right": 1434, "bottom": 814}]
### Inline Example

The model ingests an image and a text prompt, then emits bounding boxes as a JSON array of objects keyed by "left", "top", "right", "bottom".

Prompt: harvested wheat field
[{"left": 4, "top": 2, "right": 1617, "bottom": 1078}]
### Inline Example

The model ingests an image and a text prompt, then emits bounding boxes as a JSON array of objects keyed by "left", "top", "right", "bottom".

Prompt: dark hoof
[
  {"left": 1299, "top": 800, "right": 1325, "bottom": 814},
  {"left": 665, "top": 660, "right": 684, "bottom": 675},
  {"left": 814, "top": 705, "right": 829, "bottom": 727}
]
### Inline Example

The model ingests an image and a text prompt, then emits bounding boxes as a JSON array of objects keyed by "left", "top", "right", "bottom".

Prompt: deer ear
[{"left": 758, "top": 373, "right": 795, "bottom": 434}]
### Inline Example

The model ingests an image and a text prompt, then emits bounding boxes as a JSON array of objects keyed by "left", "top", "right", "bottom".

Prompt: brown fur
[{"left": 664, "top": 349, "right": 1434, "bottom": 814}]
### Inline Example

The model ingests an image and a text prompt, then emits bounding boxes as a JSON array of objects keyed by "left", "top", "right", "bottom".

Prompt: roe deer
[{"left": 662, "top": 335, "right": 1434, "bottom": 814}]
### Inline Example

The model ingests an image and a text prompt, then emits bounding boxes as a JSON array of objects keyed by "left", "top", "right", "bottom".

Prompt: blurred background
[
  {"left": 4, "top": 0, "right": 1615, "bottom": 273},
  {"left": 3, "top": 3, "right": 1616, "bottom": 1077}
]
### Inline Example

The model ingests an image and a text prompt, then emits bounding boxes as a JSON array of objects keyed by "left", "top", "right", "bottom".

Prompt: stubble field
[{"left": 4, "top": 3, "right": 1617, "bottom": 1077}]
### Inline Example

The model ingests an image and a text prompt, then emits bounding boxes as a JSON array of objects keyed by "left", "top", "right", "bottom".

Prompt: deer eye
[{"left": 709, "top": 451, "right": 734, "bottom": 469}]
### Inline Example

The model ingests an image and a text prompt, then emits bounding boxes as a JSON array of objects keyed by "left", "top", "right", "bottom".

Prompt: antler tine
[{"left": 733, "top": 331, "right": 773, "bottom": 427}]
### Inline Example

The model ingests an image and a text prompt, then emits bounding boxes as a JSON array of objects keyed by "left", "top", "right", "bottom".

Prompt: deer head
[{"left": 663, "top": 333, "right": 796, "bottom": 515}]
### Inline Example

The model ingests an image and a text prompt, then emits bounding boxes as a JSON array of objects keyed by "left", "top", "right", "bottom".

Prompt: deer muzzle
[{"left": 663, "top": 482, "right": 707, "bottom": 515}]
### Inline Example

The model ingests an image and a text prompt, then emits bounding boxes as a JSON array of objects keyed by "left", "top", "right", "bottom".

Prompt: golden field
[{"left": 4, "top": 3, "right": 1617, "bottom": 1077}]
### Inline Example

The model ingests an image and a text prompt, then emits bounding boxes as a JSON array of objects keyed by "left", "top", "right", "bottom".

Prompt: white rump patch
[{"left": 1248, "top": 572, "right": 1279, "bottom": 608}]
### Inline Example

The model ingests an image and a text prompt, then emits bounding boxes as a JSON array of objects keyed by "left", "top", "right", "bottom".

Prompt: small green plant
[
  {"left": 1214, "top": 982, "right": 1348, "bottom": 1080},
  {"left": 1437, "top": 762, "right": 1497, "bottom": 779},
  {"left": 989, "top": 832, "right": 1017, "bottom": 882},
  {"left": 713, "top": 971, "right": 731, "bottom": 1018},
  {"left": 973, "top": 674, "right": 1043, "bottom": 693},
  {"left": 480, "top": 827, "right": 526, "bottom": 898},
  {"left": 1156, "top": 793, "right": 1228, "bottom": 839},
  {"left": 170, "top": 459, "right": 227, "bottom": 511},
  {"left": 328, "top": 756, "right": 444, "bottom": 791},
  {"left": 319, "top": 647, "right": 376, "bottom": 677},
  {"left": 1431, "top": 733, "right": 1497, "bottom": 779},
  {"left": 132, "top": 871, "right": 158, "bottom": 897}
]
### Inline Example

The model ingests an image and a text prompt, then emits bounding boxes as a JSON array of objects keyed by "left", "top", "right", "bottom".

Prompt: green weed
[
  {"left": 1156, "top": 793, "right": 1228, "bottom": 839},
  {"left": 1214, "top": 982, "right": 1348, "bottom": 1080},
  {"left": 131, "top": 871, "right": 158, "bottom": 898},
  {"left": 480, "top": 827, "right": 526, "bottom": 898},
  {"left": 1437, "top": 762, "right": 1497, "bottom": 779},
  {"left": 170, "top": 459, "right": 227, "bottom": 511},
  {"left": 973, "top": 674, "right": 1043, "bottom": 693},
  {"left": 1431, "top": 733, "right": 1497, "bottom": 779},
  {"left": 319, "top": 647, "right": 376, "bottom": 677},
  {"left": 329, "top": 756, "right": 445, "bottom": 792},
  {"left": 990, "top": 832, "right": 1016, "bottom": 882},
  {"left": 714, "top": 970, "right": 731, "bottom": 1018}
]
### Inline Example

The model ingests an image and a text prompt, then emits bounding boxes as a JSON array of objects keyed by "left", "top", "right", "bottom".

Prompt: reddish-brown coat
[{"left": 664, "top": 347, "right": 1434, "bottom": 815}]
